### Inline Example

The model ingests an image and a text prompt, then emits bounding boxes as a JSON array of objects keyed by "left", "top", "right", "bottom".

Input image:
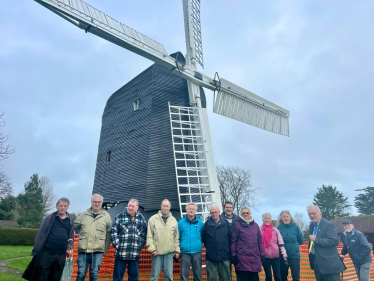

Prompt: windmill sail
[
  {"left": 35, "top": 0, "right": 215, "bottom": 90},
  {"left": 35, "top": 0, "right": 290, "bottom": 137},
  {"left": 35, "top": 0, "right": 168, "bottom": 58},
  {"left": 183, "top": 0, "right": 204, "bottom": 68},
  {"left": 214, "top": 78, "right": 290, "bottom": 136}
]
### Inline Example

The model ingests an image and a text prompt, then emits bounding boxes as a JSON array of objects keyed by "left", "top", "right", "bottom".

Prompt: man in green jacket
[
  {"left": 74, "top": 194, "right": 112, "bottom": 281},
  {"left": 147, "top": 199, "right": 180, "bottom": 281}
]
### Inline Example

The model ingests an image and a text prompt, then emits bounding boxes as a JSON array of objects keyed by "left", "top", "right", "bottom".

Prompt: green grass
[
  {"left": 0, "top": 246, "right": 32, "bottom": 260},
  {"left": 6, "top": 256, "right": 32, "bottom": 271},
  {"left": 0, "top": 273, "right": 24, "bottom": 281}
]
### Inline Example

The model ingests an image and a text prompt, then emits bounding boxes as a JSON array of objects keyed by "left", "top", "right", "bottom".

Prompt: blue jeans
[
  {"left": 76, "top": 252, "right": 103, "bottom": 281},
  {"left": 180, "top": 253, "right": 202, "bottom": 281},
  {"left": 150, "top": 253, "right": 174, "bottom": 281},
  {"left": 354, "top": 262, "right": 371, "bottom": 281},
  {"left": 113, "top": 259, "right": 140, "bottom": 281}
]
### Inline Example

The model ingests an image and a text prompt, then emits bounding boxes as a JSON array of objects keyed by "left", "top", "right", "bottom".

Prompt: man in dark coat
[
  {"left": 307, "top": 205, "right": 346, "bottom": 281},
  {"left": 340, "top": 219, "right": 372, "bottom": 281},
  {"left": 23, "top": 197, "right": 74, "bottom": 281},
  {"left": 202, "top": 204, "right": 231, "bottom": 281},
  {"left": 221, "top": 201, "right": 239, "bottom": 234}
]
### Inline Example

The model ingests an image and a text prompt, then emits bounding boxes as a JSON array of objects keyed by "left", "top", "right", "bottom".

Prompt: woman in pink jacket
[{"left": 260, "top": 213, "right": 288, "bottom": 281}]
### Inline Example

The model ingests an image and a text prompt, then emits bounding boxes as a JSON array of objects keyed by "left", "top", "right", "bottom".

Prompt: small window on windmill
[
  {"left": 106, "top": 151, "right": 111, "bottom": 163},
  {"left": 133, "top": 99, "right": 139, "bottom": 111}
]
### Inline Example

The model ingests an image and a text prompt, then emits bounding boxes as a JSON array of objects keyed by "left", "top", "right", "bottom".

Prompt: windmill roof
[{"left": 332, "top": 215, "right": 374, "bottom": 233}]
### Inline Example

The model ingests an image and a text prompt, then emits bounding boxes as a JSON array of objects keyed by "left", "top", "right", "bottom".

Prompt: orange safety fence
[{"left": 70, "top": 236, "right": 374, "bottom": 281}]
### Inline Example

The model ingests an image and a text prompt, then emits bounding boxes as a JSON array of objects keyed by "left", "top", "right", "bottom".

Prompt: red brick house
[{"left": 332, "top": 215, "right": 374, "bottom": 245}]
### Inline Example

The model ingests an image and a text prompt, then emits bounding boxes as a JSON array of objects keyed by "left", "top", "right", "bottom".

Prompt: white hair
[
  {"left": 161, "top": 199, "right": 171, "bottom": 207},
  {"left": 187, "top": 202, "right": 197, "bottom": 210},
  {"left": 240, "top": 206, "right": 251, "bottom": 215},
  {"left": 128, "top": 198, "right": 139, "bottom": 207},
  {"left": 91, "top": 194, "right": 103, "bottom": 202},
  {"left": 262, "top": 213, "right": 272, "bottom": 218},
  {"left": 209, "top": 204, "right": 220, "bottom": 212},
  {"left": 307, "top": 205, "right": 321, "bottom": 212}
]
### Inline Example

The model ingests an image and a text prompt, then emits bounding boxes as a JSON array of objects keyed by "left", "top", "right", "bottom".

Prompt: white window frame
[{"left": 133, "top": 99, "right": 139, "bottom": 111}]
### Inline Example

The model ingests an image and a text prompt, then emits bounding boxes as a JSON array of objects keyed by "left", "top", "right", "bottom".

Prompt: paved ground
[{"left": 0, "top": 256, "right": 26, "bottom": 276}]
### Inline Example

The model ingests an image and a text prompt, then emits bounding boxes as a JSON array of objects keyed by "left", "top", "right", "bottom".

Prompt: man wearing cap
[
  {"left": 307, "top": 205, "right": 346, "bottom": 281},
  {"left": 340, "top": 219, "right": 372, "bottom": 281}
]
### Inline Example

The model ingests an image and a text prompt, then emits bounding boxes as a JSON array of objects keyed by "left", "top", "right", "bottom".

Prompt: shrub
[{"left": 0, "top": 227, "right": 38, "bottom": 246}]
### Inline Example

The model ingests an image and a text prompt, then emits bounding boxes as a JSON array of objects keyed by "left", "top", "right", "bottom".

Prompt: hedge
[{"left": 0, "top": 227, "right": 38, "bottom": 246}]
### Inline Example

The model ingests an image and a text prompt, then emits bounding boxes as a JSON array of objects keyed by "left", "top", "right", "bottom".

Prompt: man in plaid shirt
[{"left": 110, "top": 198, "right": 147, "bottom": 281}]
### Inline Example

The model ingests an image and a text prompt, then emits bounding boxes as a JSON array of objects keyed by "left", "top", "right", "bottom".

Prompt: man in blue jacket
[
  {"left": 340, "top": 219, "right": 372, "bottom": 281},
  {"left": 178, "top": 202, "right": 204, "bottom": 281}
]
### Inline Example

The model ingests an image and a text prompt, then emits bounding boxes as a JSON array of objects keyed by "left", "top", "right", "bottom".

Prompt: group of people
[{"left": 22, "top": 195, "right": 372, "bottom": 281}]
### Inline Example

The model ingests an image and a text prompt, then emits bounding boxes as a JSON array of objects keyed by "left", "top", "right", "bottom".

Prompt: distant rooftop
[
  {"left": 332, "top": 215, "right": 374, "bottom": 233},
  {"left": 0, "top": 220, "right": 20, "bottom": 228}
]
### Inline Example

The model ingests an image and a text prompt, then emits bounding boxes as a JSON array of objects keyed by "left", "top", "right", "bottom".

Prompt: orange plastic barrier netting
[{"left": 70, "top": 236, "right": 374, "bottom": 281}]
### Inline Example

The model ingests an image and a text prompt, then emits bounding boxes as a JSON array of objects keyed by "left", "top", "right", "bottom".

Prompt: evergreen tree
[
  {"left": 354, "top": 186, "right": 374, "bottom": 215},
  {"left": 312, "top": 184, "right": 351, "bottom": 221},
  {"left": 17, "top": 173, "right": 44, "bottom": 228},
  {"left": 0, "top": 194, "right": 18, "bottom": 220}
]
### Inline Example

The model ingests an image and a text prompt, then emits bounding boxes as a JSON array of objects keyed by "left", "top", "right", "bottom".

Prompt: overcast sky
[{"left": 1, "top": 0, "right": 373, "bottom": 223}]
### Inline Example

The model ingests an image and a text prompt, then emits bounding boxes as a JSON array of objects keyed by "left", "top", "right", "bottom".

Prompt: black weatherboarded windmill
[
  {"left": 92, "top": 53, "right": 208, "bottom": 219},
  {"left": 34, "top": 0, "right": 290, "bottom": 220}
]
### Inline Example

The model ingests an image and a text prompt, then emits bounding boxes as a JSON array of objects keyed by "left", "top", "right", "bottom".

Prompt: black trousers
[
  {"left": 262, "top": 257, "right": 281, "bottom": 281},
  {"left": 280, "top": 257, "right": 300, "bottom": 281},
  {"left": 29, "top": 251, "right": 66, "bottom": 281},
  {"left": 236, "top": 270, "right": 259, "bottom": 281},
  {"left": 314, "top": 260, "right": 341, "bottom": 281}
]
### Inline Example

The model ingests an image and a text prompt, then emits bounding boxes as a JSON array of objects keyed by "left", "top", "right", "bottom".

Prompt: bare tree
[
  {"left": 0, "top": 111, "right": 15, "bottom": 161},
  {"left": 39, "top": 176, "right": 57, "bottom": 217},
  {"left": 294, "top": 212, "right": 307, "bottom": 231},
  {"left": 0, "top": 111, "right": 14, "bottom": 200},
  {"left": 294, "top": 211, "right": 309, "bottom": 240},
  {"left": 0, "top": 170, "right": 13, "bottom": 199},
  {"left": 217, "top": 165, "right": 260, "bottom": 214}
]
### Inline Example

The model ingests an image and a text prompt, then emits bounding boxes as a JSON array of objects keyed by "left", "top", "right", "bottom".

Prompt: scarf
[
  {"left": 161, "top": 212, "right": 170, "bottom": 218},
  {"left": 261, "top": 223, "right": 273, "bottom": 250},
  {"left": 240, "top": 215, "right": 253, "bottom": 224}
]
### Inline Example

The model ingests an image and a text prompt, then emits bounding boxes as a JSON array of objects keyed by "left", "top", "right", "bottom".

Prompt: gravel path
[{"left": 0, "top": 256, "right": 28, "bottom": 276}]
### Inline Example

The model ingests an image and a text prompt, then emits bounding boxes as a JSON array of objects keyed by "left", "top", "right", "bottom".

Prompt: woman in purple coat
[{"left": 231, "top": 206, "right": 264, "bottom": 281}]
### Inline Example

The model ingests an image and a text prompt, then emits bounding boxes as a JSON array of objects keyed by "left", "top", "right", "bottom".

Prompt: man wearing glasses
[
  {"left": 202, "top": 204, "right": 231, "bottom": 281},
  {"left": 74, "top": 194, "right": 112, "bottom": 281},
  {"left": 307, "top": 205, "right": 346, "bottom": 281}
]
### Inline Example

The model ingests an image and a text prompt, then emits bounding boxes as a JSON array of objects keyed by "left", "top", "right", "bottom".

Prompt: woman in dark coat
[{"left": 231, "top": 206, "right": 264, "bottom": 281}]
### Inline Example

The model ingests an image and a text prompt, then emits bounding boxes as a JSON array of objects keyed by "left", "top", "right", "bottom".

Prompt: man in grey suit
[{"left": 307, "top": 205, "right": 346, "bottom": 281}]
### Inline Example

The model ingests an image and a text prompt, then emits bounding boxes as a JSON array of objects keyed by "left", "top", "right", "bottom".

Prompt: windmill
[{"left": 34, "top": 0, "right": 290, "bottom": 220}]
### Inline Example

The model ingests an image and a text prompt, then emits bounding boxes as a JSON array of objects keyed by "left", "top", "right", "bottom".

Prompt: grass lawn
[
  {"left": 0, "top": 273, "right": 24, "bottom": 281},
  {"left": 0, "top": 246, "right": 32, "bottom": 260},
  {"left": 6, "top": 256, "right": 32, "bottom": 271}
]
